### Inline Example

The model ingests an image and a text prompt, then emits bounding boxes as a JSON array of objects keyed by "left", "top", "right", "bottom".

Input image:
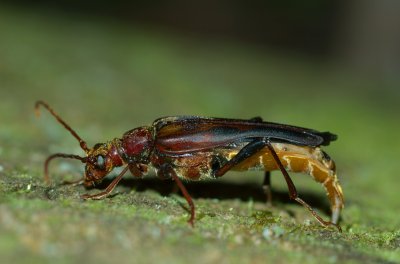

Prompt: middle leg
[
  {"left": 159, "top": 164, "right": 195, "bottom": 227},
  {"left": 262, "top": 171, "right": 272, "bottom": 206}
]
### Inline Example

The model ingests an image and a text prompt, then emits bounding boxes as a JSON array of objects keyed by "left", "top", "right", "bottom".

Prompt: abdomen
[{"left": 154, "top": 142, "right": 343, "bottom": 221}]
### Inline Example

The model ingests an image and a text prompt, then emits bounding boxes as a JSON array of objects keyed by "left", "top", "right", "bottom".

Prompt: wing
[{"left": 153, "top": 116, "right": 337, "bottom": 155}]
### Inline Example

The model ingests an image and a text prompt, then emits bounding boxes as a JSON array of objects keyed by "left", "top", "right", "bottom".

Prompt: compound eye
[{"left": 96, "top": 155, "right": 106, "bottom": 170}]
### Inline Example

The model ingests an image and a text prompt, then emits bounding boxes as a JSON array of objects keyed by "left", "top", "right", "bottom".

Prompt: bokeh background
[{"left": 1, "top": 1, "right": 399, "bottom": 263}]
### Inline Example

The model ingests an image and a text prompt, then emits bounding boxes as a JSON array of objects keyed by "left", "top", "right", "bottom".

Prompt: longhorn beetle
[{"left": 35, "top": 101, "right": 343, "bottom": 231}]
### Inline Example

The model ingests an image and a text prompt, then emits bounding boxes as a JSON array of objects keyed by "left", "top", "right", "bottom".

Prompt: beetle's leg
[
  {"left": 128, "top": 164, "right": 144, "bottom": 177},
  {"left": 172, "top": 173, "right": 195, "bottom": 227},
  {"left": 81, "top": 166, "right": 129, "bottom": 200},
  {"left": 250, "top": 116, "right": 263, "bottom": 122},
  {"left": 214, "top": 139, "right": 267, "bottom": 177},
  {"left": 214, "top": 138, "right": 272, "bottom": 204},
  {"left": 262, "top": 171, "right": 272, "bottom": 206},
  {"left": 213, "top": 139, "right": 284, "bottom": 204},
  {"left": 265, "top": 141, "right": 341, "bottom": 232},
  {"left": 214, "top": 138, "right": 341, "bottom": 231},
  {"left": 160, "top": 165, "right": 195, "bottom": 227}
]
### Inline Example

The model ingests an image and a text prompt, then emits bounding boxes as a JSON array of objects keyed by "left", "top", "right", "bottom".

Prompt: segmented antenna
[
  {"left": 44, "top": 153, "right": 87, "bottom": 184},
  {"left": 35, "top": 101, "right": 89, "bottom": 184},
  {"left": 35, "top": 100, "right": 89, "bottom": 152}
]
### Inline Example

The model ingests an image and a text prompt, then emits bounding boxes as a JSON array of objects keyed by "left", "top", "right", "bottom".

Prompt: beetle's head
[
  {"left": 83, "top": 141, "right": 124, "bottom": 187},
  {"left": 35, "top": 101, "right": 124, "bottom": 186}
]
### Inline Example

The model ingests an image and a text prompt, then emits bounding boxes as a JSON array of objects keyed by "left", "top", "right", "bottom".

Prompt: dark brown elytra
[{"left": 35, "top": 101, "right": 343, "bottom": 231}]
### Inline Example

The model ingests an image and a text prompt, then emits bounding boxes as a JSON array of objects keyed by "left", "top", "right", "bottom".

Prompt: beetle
[{"left": 35, "top": 100, "right": 343, "bottom": 231}]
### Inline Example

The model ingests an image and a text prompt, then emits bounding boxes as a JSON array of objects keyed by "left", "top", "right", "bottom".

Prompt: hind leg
[
  {"left": 264, "top": 142, "right": 341, "bottom": 231},
  {"left": 213, "top": 138, "right": 341, "bottom": 230},
  {"left": 271, "top": 144, "right": 344, "bottom": 225}
]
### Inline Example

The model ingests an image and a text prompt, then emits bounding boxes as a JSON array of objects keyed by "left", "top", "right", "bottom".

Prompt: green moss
[
  {"left": 0, "top": 3, "right": 399, "bottom": 264},
  {"left": 251, "top": 210, "right": 280, "bottom": 227}
]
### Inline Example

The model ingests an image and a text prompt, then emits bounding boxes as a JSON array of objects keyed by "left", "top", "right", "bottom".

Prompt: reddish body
[{"left": 36, "top": 102, "right": 343, "bottom": 231}]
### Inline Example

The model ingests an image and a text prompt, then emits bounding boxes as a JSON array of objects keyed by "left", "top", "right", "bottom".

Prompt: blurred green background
[{"left": 0, "top": 1, "right": 399, "bottom": 263}]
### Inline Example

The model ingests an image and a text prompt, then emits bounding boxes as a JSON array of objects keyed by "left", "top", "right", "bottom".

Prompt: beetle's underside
[{"left": 166, "top": 142, "right": 343, "bottom": 225}]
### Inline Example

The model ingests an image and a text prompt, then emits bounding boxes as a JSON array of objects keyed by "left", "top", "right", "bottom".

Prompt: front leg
[{"left": 81, "top": 166, "right": 129, "bottom": 200}]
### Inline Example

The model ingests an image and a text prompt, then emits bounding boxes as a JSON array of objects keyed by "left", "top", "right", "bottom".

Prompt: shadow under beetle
[{"left": 35, "top": 101, "right": 343, "bottom": 231}]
